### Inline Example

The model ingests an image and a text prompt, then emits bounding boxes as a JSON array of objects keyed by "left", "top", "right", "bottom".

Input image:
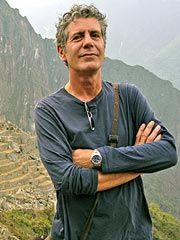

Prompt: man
[{"left": 34, "top": 4, "right": 177, "bottom": 240}]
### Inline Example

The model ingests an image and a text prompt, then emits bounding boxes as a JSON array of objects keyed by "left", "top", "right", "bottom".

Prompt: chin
[{"left": 81, "top": 62, "right": 102, "bottom": 72}]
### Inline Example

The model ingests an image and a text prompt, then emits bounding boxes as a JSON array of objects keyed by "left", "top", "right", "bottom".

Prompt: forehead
[{"left": 67, "top": 17, "right": 101, "bottom": 36}]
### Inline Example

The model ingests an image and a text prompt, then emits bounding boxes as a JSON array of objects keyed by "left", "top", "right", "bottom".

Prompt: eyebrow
[
  {"left": 72, "top": 31, "right": 84, "bottom": 37},
  {"left": 70, "top": 30, "right": 101, "bottom": 38}
]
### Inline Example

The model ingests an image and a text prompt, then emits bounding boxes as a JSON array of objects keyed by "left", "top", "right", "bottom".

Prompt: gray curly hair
[{"left": 56, "top": 4, "right": 107, "bottom": 49}]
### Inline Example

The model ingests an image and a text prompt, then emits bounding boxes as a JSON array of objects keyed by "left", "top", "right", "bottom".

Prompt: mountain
[
  {"left": 0, "top": 0, "right": 179, "bottom": 218},
  {"left": 0, "top": 0, "right": 68, "bottom": 131},
  {"left": 102, "top": 58, "right": 180, "bottom": 145},
  {"left": 143, "top": 37, "right": 180, "bottom": 89},
  {"left": 105, "top": 0, "right": 180, "bottom": 89}
]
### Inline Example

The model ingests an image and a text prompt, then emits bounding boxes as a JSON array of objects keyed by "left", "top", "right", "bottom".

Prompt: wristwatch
[{"left": 90, "top": 150, "right": 102, "bottom": 169}]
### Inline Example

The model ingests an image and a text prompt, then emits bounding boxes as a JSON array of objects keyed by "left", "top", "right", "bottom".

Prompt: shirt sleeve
[
  {"left": 34, "top": 103, "right": 98, "bottom": 195},
  {"left": 98, "top": 84, "right": 178, "bottom": 174}
]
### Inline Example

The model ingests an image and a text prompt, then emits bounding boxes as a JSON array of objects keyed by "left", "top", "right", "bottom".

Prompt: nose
[{"left": 83, "top": 33, "right": 94, "bottom": 48}]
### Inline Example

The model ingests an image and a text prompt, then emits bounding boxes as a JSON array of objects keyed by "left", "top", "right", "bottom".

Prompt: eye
[
  {"left": 72, "top": 34, "right": 83, "bottom": 41},
  {"left": 91, "top": 32, "right": 101, "bottom": 39}
]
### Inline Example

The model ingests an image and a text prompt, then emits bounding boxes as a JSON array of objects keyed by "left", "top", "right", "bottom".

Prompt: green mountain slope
[
  {"left": 150, "top": 203, "right": 180, "bottom": 240},
  {"left": 0, "top": 204, "right": 179, "bottom": 240}
]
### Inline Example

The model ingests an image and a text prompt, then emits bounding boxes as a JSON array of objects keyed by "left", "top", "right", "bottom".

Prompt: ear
[{"left": 57, "top": 46, "right": 67, "bottom": 61}]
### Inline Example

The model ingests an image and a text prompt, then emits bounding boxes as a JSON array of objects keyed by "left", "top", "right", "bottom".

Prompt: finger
[
  {"left": 135, "top": 123, "right": 146, "bottom": 144},
  {"left": 154, "top": 134, "right": 162, "bottom": 142},
  {"left": 138, "top": 121, "right": 155, "bottom": 144},
  {"left": 146, "top": 125, "right": 161, "bottom": 143}
]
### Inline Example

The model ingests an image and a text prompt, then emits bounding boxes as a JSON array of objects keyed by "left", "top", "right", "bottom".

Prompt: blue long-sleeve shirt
[{"left": 34, "top": 81, "right": 177, "bottom": 240}]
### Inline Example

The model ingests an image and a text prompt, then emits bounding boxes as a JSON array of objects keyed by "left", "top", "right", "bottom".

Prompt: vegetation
[
  {"left": 0, "top": 204, "right": 179, "bottom": 240},
  {"left": 144, "top": 169, "right": 180, "bottom": 219},
  {"left": 150, "top": 203, "right": 180, "bottom": 240},
  {"left": 0, "top": 207, "right": 54, "bottom": 240}
]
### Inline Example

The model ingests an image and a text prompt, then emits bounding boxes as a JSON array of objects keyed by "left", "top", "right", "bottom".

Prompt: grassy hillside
[
  {"left": 144, "top": 168, "right": 180, "bottom": 218},
  {"left": 150, "top": 203, "right": 180, "bottom": 240},
  {"left": 0, "top": 204, "right": 179, "bottom": 240},
  {"left": 0, "top": 207, "right": 53, "bottom": 240}
]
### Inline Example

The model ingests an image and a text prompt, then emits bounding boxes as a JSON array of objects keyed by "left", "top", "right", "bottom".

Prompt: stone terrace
[{"left": 0, "top": 115, "right": 55, "bottom": 210}]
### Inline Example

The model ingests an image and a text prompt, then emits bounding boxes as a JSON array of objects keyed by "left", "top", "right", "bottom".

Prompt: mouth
[{"left": 80, "top": 53, "right": 97, "bottom": 57}]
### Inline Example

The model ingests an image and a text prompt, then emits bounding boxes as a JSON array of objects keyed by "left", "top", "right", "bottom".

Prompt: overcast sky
[
  {"left": 6, "top": 0, "right": 119, "bottom": 39},
  {"left": 6, "top": 0, "right": 135, "bottom": 60},
  {"left": 5, "top": 0, "right": 180, "bottom": 63}
]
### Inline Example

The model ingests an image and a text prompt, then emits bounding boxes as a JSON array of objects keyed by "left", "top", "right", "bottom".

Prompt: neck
[{"left": 65, "top": 70, "right": 102, "bottom": 102}]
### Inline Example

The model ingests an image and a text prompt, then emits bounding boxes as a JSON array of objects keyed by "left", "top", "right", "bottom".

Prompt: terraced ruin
[
  {"left": 0, "top": 115, "right": 55, "bottom": 239},
  {"left": 0, "top": 115, "right": 55, "bottom": 209}
]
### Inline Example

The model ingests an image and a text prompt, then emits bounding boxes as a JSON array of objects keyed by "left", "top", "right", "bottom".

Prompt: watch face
[
  {"left": 92, "top": 155, "right": 101, "bottom": 163},
  {"left": 91, "top": 150, "right": 102, "bottom": 168}
]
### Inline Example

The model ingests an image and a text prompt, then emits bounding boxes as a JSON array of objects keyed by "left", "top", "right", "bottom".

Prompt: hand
[
  {"left": 135, "top": 121, "right": 162, "bottom": 145},
  {"left": 72, "top": 149, "right": 94, "bottom": 168}
]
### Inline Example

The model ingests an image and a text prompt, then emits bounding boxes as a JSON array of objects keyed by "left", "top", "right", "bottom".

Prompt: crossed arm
[{"left": 72, "top": 121, "right": 162, "bottom": 192}]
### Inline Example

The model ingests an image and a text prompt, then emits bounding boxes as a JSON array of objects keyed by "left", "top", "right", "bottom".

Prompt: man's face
[{"left": 58, "top": 17, "right": 105, "bottom": 74}]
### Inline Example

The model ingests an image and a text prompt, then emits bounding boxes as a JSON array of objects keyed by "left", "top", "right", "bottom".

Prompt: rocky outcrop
[{"left": 0, "top": 0, "right": 67, "bottom": 131}]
